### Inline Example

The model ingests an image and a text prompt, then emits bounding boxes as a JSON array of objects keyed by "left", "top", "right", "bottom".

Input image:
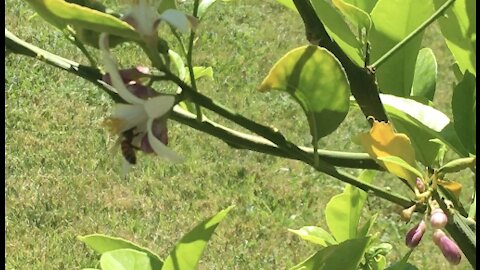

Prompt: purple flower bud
[
  {"left": 416, "top": 177, "right": 426, "bottom": 192},
  {"left": 433, "top": 230, "right": 462, "bottom": 265},
  {"left": 405, "top": 220, "right": 426, "bottom": 248},
  {"left": 102, "top": 66, "right": 150, "bottom": 85},
  {"left": 430, "top": 208, "right": 448, "bottom": 229}
]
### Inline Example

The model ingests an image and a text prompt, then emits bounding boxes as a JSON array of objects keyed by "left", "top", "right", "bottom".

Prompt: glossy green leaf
[
  {"left": 78, "top": 234, "right": 163, "bottom": 270},
  {"left": 370, "top": 0, "right": 434, "bottom": 97},
  {"left": 371, "top": 255, "right": 387, "bottom": 270},
  {"left": 192, "top": 66, "right": 214, "bottom": 81},
  {"left": 325, "top": 170, "right": 376, "bottom": 242},
  {"left": 452, "top": 71, "right": 476, "bottom": 153},
  {"left": 25, "top": 0, "right": 139, "bottom": 40},
  {"left": 275, "top": 0, "right": 298, "bottom": 12},
  {"left": 377, "top": 156, "right": 423, "bottom": 179},
  {"left": 358, "top": 213, "right": 378, "bottom": 237},
  {"left": 259, "top": 46, "right": 350, "bottom": 143},
  {"left": 162, "top": 206, "right": 234, "bottom": 270},
  {"left": 379, "top": 94, "right": 469, "bottom": 164},
  {"left": 288, "top": 226, "right": 337, "bottom": 247},
  {"left": 332, "top": 0, "right": 372, "bottom": 35},
  {"left": 310, "top": 0, "right": 364, "bottom": 66},
  {"left": 434, "top": 0, "right": 476, "bottom": 75},
  {"left": 343, "top": 0, "right": 378, "bottom": 13},
  {"left": 100, "top": 249, "right": 152, "bottom": 270},
  {"left": 290, "top": 237, "right": 372, "bottom": 270},
  {"left": 411, "top": 48, "right": 437, "bottom": 101}
]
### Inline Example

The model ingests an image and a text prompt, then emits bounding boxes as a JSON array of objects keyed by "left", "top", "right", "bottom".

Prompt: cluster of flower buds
[{"left": 405, "top": 207, "right": 461, "bottom": 265}]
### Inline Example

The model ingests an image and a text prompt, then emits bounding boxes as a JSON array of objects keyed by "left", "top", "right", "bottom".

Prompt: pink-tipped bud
[
  {"left": 405, "top": 220, "right": 426, "bottom": 248},
  {"left": 416, "top": 177, "right": 426, "bottom": 192},
  {"left": 433, "top": 230, "right": 462, "bottom": 265},
  {"left": 102, "top": 66, "right": 150, "bottom": 85},
  {"left": 430, "top": 208, "right": 448, "bottom": 229}
]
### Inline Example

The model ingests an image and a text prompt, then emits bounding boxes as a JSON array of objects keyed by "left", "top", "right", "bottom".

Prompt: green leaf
[
  {"left": 370, "top": 0, "right": 434, "bottom": 97},
  {"left": 192, "top": 66, "right": 214, "bottom": 81},
  {"left": 386, "top": 249, "right": 417, "bottom": 270},
  {"left": 332, "top": 0, "right": 372, "bottom": 35},
  {"left": 434, "top": 0, "right": 476, "bottom": 75},
  {"left": 379, "top": 94, "right": 469, "bottom": 164},
  {"left": 310, "top": 0, "right": 364, "bottom": 66},
  {"left": 377, "top": 156, "right": 423, "bottom": 179},
  {"left": 259, "top": 46, "right": 350, "bottom": 143},
  {"left": 168, "top": 50, "right": 186, "bottom": 80},
  {"left": 343, "top": 0, "right": 378, "bottom": 13},
  {"left": 274, "top": 0, "right": 298, "bottom": 12},
  {"left": 438, "top": 156, "right": 476, "bottom": 174},
  {"left": 357, "top": 213, "right": 378, "bottom": 237},
  {"left": 100, "top": 249, "right": 152, "bottom": 270},
  {"left": 25, "top": 0, "right": 139, "bottom": 40},
  {"left": 161, "top": 206, "right": 234, "bottom": 270},
  {"left": 325, "top": 170, "right": 376, "bottom": 242},
  {"left": 411, "top": 48, "right": 437, "bottom": 101},
  {"left": 452, "top": 71, "right": 476, "bottom": 154},
  {"left": 288, "top": 226, "right": 337, "bottom": 247},
  {"left": 290, "top": 237, "right": 372, "bottom": 270},
  {"left": 370, "top": 255, "right": 387, "bottom": 270},
  {"left": 78, "top": 234, "right": 163, "bottom": 270}
]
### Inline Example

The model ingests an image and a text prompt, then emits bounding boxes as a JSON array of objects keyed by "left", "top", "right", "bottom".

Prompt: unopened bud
[
  {"left": 401, "top": 204, "right": 417, "bottom": 221},
  {"left": 433, "top": 230, "right": 462, "bottom": 265},
  {"left": 430, "top": 208, "right": 448, "bottom": 229},
  {"left": 405, "top": 220, "right": 426, "bottom": 248},
  {"left": 416, "top": 177, "right": 426, "bottom": 192}
]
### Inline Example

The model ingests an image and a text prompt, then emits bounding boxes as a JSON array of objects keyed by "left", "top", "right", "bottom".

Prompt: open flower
[
  {"left": 100, "top": 33, "right": 182, "bottom": 162},
  {"left": 121, "top": 0, "right": 192, "bottom": 44}
]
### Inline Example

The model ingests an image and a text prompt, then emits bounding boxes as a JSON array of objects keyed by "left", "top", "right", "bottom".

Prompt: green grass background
[{"left": 5, "top": 0, "right": 473, "bottom": 269}]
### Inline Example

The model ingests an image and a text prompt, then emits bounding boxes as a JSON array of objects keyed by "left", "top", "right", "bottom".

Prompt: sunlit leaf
[
  {"left": 288, "top": 226, "right": 337, "bottom": 247},
  {"left": 290, "top": 237, "right": 372, "bottom": 270},
  {"left": 452, "top": 71, "right": 476, "bottom": 154},
  {"left": 162, "top": 206, "right": 234, "bottom": 270},
  {"left": 78, "top": 234, "right": 164, "bottom": 270},
  {"left": 100, "top": 249, "right": 152, "bottom": 270},
  {"left": 310, "top": 0, "right": 364, "bottom": 66},
  {"left": 325, "top": 170, "right": 376, "bottom": 242},
  {"left": 411, "top": 48, "right": 437, "bottom": 101},
  {"left": 434, "top": 0, "right": 476, "bottom": 75},
  {"left": 343, "top": 0, "right": 378, "bottom": 13},
  {"left": 259, "top": 46, "right": 350, "bottom": 143},
  {"left": 358, "top": 120, "right": 418, "bottom": 185},
  {"left": 370, "top": 0, "right": 434, "bottom": 97},
  {"left": 332, "top": 0, "right": 372, "bottom": 35},
  {"left": 377, "top": 156, "right": 423, "bottom": 180},
  {"left": 438, "top": 156, "right": 476, "bottom": 174},
  {"left": 25, "top": 0, "right": 139, "bottom": 40}
]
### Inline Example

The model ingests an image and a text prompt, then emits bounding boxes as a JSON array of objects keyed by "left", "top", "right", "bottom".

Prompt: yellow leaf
[
  {"left": 438, "top": 180, "right": 462, "bottom": 200},
  {"left": 358, "top": 119, "right": 418, "bottom": 185}
]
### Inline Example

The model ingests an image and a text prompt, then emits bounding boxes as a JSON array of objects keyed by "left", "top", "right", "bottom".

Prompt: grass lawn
[{"left": 5, "top": 0, "right": 473, "bottom": 269}]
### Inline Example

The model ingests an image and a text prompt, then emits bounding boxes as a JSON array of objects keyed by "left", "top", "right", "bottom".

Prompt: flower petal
[
  {"left": 159, "top": 9, "right": 190, "bottom": 32},
  {"left": 144, "top": 95, "right": 175, "bottom": 119},
  {"left": 112, "top": 103, "right": 147, "bottom": 132},
  {"left": 99, "top": 33, "right": 144, "bottom": 105},
  {"left": 147, "top": 119, "right": 183, "bottom": 162}
]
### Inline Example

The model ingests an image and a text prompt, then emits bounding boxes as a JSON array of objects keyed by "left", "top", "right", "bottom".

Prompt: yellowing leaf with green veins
[
  {"left": 358, "top": 120, "right": 418, "bottom": 185},
  {"left": 259, "top": 46, "right": 350, "bottom": 142}
]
